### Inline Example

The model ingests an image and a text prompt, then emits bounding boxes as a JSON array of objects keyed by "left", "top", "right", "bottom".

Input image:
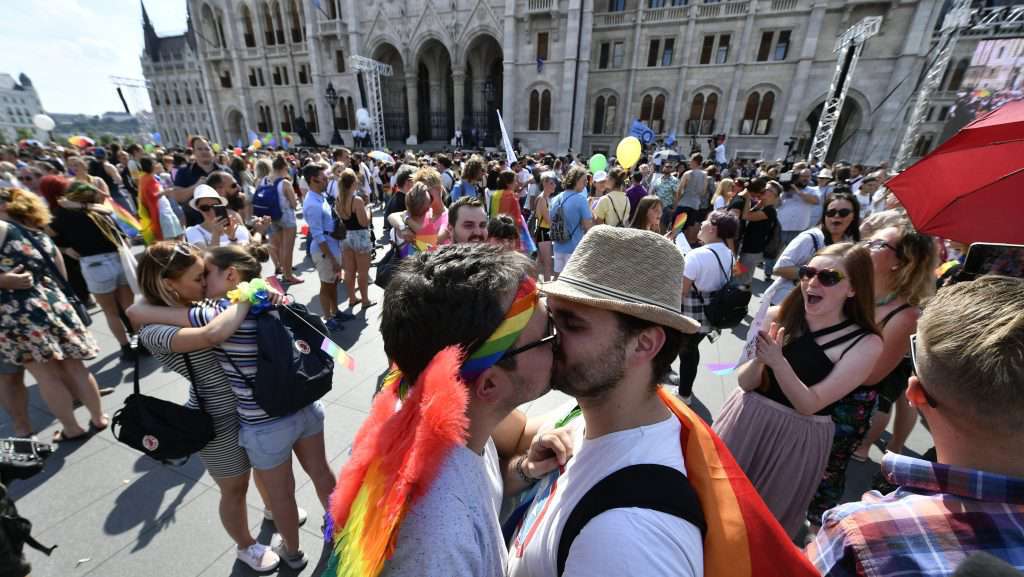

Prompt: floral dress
[{"left": 0, "top": 221, "right": 99, "bottom": 365}]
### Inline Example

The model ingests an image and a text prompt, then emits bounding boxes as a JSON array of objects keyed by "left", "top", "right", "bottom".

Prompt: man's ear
[
  {"left": 628, "top": 325, "right": 666, "bottom": 368},
  {"left": 906, "top": 376, "right": 929, "bottom": 408},
  {"left": 471, "top": 367, "right": 507, "bottom": 405}
]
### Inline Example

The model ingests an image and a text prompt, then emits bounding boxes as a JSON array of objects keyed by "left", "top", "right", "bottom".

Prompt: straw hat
[{"left": 541, "top": 226, "right": 699, "bottom": 334}]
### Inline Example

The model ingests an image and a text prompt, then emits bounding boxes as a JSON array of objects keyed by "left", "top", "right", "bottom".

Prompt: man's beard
[{"left": 551, "top": 332, "right": 626, "bottom": 400}]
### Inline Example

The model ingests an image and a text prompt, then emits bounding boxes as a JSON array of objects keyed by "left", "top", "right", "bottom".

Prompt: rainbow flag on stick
[
  {"left": 518, "top": 214, "right": 537, "bottom": 255},
  {"left": 671, "top": 211, "right": 688, "bottom": 233},
  {"left": 106, "top": 200, "right": 140, "bottom": 238},
  {"left": 321, "top": 338, "right": 356, "bottom": 371}
]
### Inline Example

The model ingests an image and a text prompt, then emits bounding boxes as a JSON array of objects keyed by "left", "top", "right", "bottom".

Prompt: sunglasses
[
  {"left": 159, "top": 241, "right": 201, "bottom": 275},
  {"left": 909, "top": 334, "right": 939, "bottom": 408},
  {"left": 826, "top": 208, "right": 853, "bottom": 218},
  {"left": 798, "top": 265, "right": 846, "bottom": 287},
  {"left": 861, "top": 238, "right": 897, "bottom": 253},
  {"left": 197, "top": 204, "right": 220, "bottom": 212},
  {"left": 499, "top": 313, "right": 558, "bottom": 362}
]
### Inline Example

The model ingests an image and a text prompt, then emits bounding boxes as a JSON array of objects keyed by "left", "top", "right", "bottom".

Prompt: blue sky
[{"left": 0, "top": 1, "right": 188, "bottom": 115}]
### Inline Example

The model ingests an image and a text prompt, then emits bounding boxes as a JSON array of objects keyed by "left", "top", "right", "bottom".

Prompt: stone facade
[
  {"left": 141, "top": 0, "right": 1020, "bottom": 164},
  {"left": 0, "top": 73, "right": 46, "bottom": 143}
]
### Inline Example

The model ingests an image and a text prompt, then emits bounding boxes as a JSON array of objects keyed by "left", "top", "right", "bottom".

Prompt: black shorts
[
  {"left": 533, "top": 227, "right": 551, "bottom": 243},
  {"left": 876, "top": 357, "right": 913, "bottom": 413}
]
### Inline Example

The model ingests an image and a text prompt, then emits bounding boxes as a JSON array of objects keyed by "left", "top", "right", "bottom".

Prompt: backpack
[
  {"left": 0, "top": 482, "right": 55, "bottom": 577},
  {"left": 605, "top": 195, "right": 628, "bottom": 228},
  {"left": 556, "top": 464, "right": 706, "bottom": 576},
  {"left": 549, "top": 193, "right": 574, "bottom": 243},
  {"left": 221, "top": 303, "right": 334, "bottom": 418},
  {"left": 252, "top": 177, "right": 285, "bottom": 220},
  {"left": 699, "top": 249, "right": 752, "bottom": 329}
]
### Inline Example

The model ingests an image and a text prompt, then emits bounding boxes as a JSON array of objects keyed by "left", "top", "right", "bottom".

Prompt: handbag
[
  {"left": 4, "top": 220, "right": 92, "bottom": 327},
  {"left": 373, "top": 246, "right": 398, "bottom": 289},
  {"left": 111, "top": 350, "right": 214, "bottom": 464}
]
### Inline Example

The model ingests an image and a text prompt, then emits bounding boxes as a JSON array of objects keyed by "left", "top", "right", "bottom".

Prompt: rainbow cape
[
  {"left": 323, "top": 347, "right": 469, "bottom": 577},
  {"left": 656, "top": 387, "right": 820, "bottom": 577}
]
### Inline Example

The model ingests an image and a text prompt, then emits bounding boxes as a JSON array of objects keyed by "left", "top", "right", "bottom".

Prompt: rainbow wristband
[{"left": 226, "top": 279, "right": 273, "bottom": 314}]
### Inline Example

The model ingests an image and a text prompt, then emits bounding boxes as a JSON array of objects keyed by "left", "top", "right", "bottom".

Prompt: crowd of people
[{"left": 0, "top": 135, "right": 1021, "bottom": 577}]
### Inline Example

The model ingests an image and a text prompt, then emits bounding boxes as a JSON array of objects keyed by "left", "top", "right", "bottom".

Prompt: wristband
[
  {"left": 226, "top": 278, "right": 273, "bottom": 314},
  {"left": 515, "top": 455, "right": 538, "bottom": 484}
]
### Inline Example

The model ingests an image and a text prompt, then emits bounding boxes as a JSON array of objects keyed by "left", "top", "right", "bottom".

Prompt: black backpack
[
  {"left": 556, "top": 464, "right": 706, "bottom": 576},
  {"left": 222, "top": 303, "right": 334, "bottom": 417},
  {"left": 0, "top": 482, "right": 55, "bottom": 577},
  {"left": 699, "top": 249, "right": 752, "bottom": 329}
]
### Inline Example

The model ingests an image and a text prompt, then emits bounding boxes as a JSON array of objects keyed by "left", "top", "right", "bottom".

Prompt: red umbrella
[{"left": 887, "top": 100, "right": 1024, "bottom": 244}]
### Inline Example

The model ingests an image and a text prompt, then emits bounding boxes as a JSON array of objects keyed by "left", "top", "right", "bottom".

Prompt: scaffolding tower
[
  {"left": 807, "top": 17, "right": 882, "bottom": 163},
  {"left": 349, "top": 55, "right": 393, "bottom": 150}
]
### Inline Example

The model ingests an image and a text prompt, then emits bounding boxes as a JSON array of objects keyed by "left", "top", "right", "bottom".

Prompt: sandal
[
  {"left": 52, "top": 429, "right": 93, "bottom": 443},
  {"left": 284, "top": 275, "right": 305, "bottom": 285}
]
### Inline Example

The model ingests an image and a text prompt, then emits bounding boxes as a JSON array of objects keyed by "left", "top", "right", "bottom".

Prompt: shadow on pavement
[{"left": 105, "top": 456, "right": 204, "bottom": 552}]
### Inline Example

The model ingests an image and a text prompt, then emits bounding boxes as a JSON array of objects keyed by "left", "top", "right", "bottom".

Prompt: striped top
[
  {"left": 138, "top": 323, "right": 238, "bottom": 419},
  {"left": 188, "top": 299, "right": 277, "bottom": 426}
]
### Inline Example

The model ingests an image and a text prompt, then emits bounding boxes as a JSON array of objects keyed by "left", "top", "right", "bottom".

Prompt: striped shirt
[
  {"left": 138, "top": 323, "right": 237, "bottom": 419},
  {"left": 806, "top": 453, "right": 1024, "bottom": 576},
  {"left": 188, "top": 299, "right": 277, "bottom": 426}
]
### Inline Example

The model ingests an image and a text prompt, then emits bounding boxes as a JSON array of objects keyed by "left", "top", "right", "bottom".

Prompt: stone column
[
  {"left": 222, "top": 4, "right": 253, "bottom": 141},
  {"left": 721, "top": 0, "right": 759, "bottom": 142},
  {"left": 772, "top": 0, "right": 827, "bottom": 159},
  {"left": 557, "top": 0, "right": 593, "bottom": 153},
  {"left": 307, "top": 2, "right": 331, "bottom": 143},
  {"left": 453, "top": 69, "right": 466, "bottom": 134},
  {"left": 571, "top": 0, "right": 594, "bottom": 153},
  {"left": 621, "top": 1, "right": 646, "bottom": 138},
  {"left": 668, "top": 12, "right": 698, "bottom": 139},
  {"left": 501, "top": 3, "right": 518, "bottom": 137},
  {"left": 405, "top": 73, "right": 419, "bottom": 145}
]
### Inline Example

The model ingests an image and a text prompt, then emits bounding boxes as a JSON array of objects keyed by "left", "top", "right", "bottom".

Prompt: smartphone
[
  {"left": 962, "top": 243, "right": 1024, "bottom": 280},
  {"left": 213, "top": 205, "right": 228, "bottom": 221}
]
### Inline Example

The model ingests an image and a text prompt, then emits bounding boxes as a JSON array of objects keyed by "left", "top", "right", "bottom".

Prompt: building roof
[{"left": 141, "top": 0, "right": 196, "bottom": 62}]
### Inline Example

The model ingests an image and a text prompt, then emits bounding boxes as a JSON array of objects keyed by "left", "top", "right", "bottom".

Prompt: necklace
[{"left": 876, "top": 292, "right": 897, "bottom": 306}]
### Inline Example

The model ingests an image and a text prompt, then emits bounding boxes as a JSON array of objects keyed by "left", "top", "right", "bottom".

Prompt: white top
[
  {"left": 776, "top": 188, "right": 814, "bottom": 232},
  {"left": 184, "top": 222, "right": 250, "bottom": 248},
  {"left": 684, "top": 242, "right": 733, "bottom": 294},
  {"left": 714, "top": 143, "right": 727, "bottom": 164},
  {"left": 380, "top": 438, "right": 504, "bottom": 577},
  {"left": 712, "top": 195, "right": 727, "bottom": 210},
  {"left": 770, "top": 228, "right": 827, "bottom": 305},
  {"left": 508, "top": 408, "right": 703, "bottom": 577}
]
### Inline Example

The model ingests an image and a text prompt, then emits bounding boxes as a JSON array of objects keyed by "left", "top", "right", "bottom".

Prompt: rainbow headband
[{"left": 460, "top": 276, "right": 538, "bottom": 382}]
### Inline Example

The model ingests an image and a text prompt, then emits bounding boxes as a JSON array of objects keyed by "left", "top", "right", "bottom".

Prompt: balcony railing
[
  {"left": 768, "top": 0, "right": 799, "bottom": 12},
  {"left": 527, "top": 0, "right": 554, "bottom": 13},
  {"left": 594, "top": 12, "right": 631, "bottom": 27},
  {"left": 697, "top": 3, "right": 721, "bottom": 17},
  {"left": 644, "top": 6, "right": 689, "bottom": 23},
  {"left": 319, "top": 18, "right": 344, "bottom": 37},
  {"left": 204, "top": 48, "right": 225, "bottom": 60}
]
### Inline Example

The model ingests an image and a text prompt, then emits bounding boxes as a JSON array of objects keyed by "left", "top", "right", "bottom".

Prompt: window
[
  {"left": 609, "top": 0, "right": 625, "bottom": 10},
  {"left": 647, "top": 39, "right": 660, "bottom": 67},
  {"left": 912, "top": 133, "right": 935, "bottom": 157},
  {"left": 175, "top": 90, "right": 181, "bottom": 105},
  {"left": 947, "top": 58, "right": 968, "bottom": 91},
  {"left": 282, "top": 66, "right": 289, "bottom": 85},
  {"left": 219, "top": 70, "right": 232, "bottom": 88},
  {"left": 757, "top": 31, "right": 791, "bottom": 62},
  {"left": 537, "top": 32, "right": 549, "bottom": 61},
  {"left": 640, "top": 94, "right": 666, "bottom": 133},
  {"left": 593, "top": 96, "right": 606, "bottom": 134},
  {"left": 661, "top": 39, "right": 674, "bottom": 66},
  {"left": 599, "top": 43, "right": 611, "bottom": 69},
  {"left": 528, "top": 89, "right": 552, "bottom": 130},
  {"left": 289, "top": 0, "right": 304, "bottom": 43},
  {"left": 306, "top": 102, "right": 318, "bottom": 132},
  {"left": 649, "top": 0, "right": 666, "bottom": 7},
  {"left": 612, "top": 42, "right": 625, "bottom": 68},
  {"left": 197, "top": 87, "right": 203, "bottom": 104},
  {"left": 336, "top": 50, "right": 346, "bottom": 73},
  {"left": 186, "top": 90, "right": 192, "bottom": 105},
  {"left": 262, "top": 3, "right": 276, "bottom": 45},
  {"left": 925, "top": 107, "right": 935, "bottom": 122},
  {"left": 257, "top": 105, "right": 272, "bottom": 132},
  {"left": 281, "top": 103, "right": 295, "bottom": 132},
  {"left": 249, "top": 69, "right": 259, "bottom": 87},
  {"left": 716, "top": 34, "right": 730, "bottom": 64},
  {"left": 335, "top": 96, "right": 355, "bottom": 130},
  {"left": 686, "top": 92, "right": 717, "bottom": 134},
  {"left": 700, "top": 36, "right": 715, "bottom": 65},
  {"left": 739, "top": 90, "right": 775, "bottom": 135},
  {"left": 938, "top": 105, "right": 950, "bottom": 122},
  {"left": 298, "top": 63, "right": 309, "bottom": 84},
  {"left": 273, "top": 67, "right": 282, "bottom": 85},
  {"left": 242, "top": 5, "right": 256, "bottom": 47}
]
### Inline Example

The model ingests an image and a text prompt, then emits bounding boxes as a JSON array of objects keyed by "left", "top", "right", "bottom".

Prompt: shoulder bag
[{"left": 700, "top": 248, "right": 752, "bottom": 329}]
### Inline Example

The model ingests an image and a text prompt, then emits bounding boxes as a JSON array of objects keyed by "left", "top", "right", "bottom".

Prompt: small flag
[
  {"left": 106, "top": 200, "right": 140, "bottom": 238},
  {"left": 666, "top": 130, "right": 677, "bottom": 146},
  {"left": 321, "top": 338, "right": 356, "bottom": 371},
  {"left": 706, "top": 363, "right": 736, "bottom": 376},
  {"left": 671, "top": 212, "right": 688, "bottom": 232},
  {"left": 496, "top": 109, "right": 517, "bottom": 165},
  {"left": 264, "top": 275, "right": 286, "bottom": 295},
  {"left": 537, "top": 57, "right": 544, "bottom": 73},
  {"left": 518, "top": 214, "right": 537, "bottom": 255}
]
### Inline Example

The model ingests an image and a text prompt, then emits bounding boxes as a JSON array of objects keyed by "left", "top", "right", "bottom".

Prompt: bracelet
[
  {"left": 515, "top": 455, "right": 538, "bottom": 484},
  {"left": 226, "top": 278, "right": 273, "bottom": 314}
]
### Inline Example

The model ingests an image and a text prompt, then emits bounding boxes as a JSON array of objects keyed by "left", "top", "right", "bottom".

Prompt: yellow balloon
[
  {"left": 616, "top": 137, "right": 642, "bottom": 170},
  {"left": 212, "top": 143, "right": 222, "bottom": 153},
  {"left": 251, "top": 139, "right": 262, "bottom": 150}
]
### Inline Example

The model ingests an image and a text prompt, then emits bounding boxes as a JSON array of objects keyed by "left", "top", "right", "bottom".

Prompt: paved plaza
[{"left": 5, "top": 214, "right": 934, "bottom": 577}]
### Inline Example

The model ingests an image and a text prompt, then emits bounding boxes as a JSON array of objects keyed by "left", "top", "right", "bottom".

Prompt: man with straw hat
[{"left": 507, "top": 225, "right": 819, "bottom": 577}]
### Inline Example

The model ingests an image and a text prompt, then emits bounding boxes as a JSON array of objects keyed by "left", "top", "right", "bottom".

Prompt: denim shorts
[
  {"left": 238, "top": 401, "right": 325, "bottom": 470},
  {"left": 272, "top": 208, "right": 297, "bottom": 233},
  {"left": 342, "top": 229, "right": 372, "bottom": 254},
  {"left": 79, "top": 252, "right": 127, "bottom": 294}
]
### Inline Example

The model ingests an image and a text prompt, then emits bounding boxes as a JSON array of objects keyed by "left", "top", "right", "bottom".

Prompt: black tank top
[
  {"left": 341, "top": 197, "right": 368, "bottom": 231},
  {"left": 873, "top": 304, "right": 915, "bottom": 393},
  {"left": 759, "top": 319, "right": 871, "bottom": 416}
]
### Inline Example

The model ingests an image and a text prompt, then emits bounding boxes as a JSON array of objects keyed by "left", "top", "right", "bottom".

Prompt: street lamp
[{"left": 325, "top": 81, "right": 342, "bottom": 145}]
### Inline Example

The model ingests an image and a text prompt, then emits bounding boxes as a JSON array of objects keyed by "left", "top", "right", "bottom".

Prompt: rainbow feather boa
[{"left": 323, "top": 347, "right": 469, "bottom": 577}]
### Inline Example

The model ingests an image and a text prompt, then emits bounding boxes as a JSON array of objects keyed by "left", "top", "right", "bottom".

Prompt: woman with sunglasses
[
  {"left": 849, "top": 220, "right": 936, "bottom": 466},
  {"left": 184, "top": 185, "right": 251, "bottom": 249},
  {"left": 130, "top": 241, "right": 287, "bottom": 573},
  {"left": 770, "top": 191, "right": 861, "bottom": 305},
  {"left": 714, "top": 243, "right": 882, "bottom": 537}
]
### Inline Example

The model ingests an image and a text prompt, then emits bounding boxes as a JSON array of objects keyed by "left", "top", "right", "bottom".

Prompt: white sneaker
[
  {"left": 271, "top": 540, "right": 309, "bottom": 571},
  {"left": 236, "top": 543, "right": 279, "bottom": 573},
  {"left": 263, "top": 506, "right": 308, "bottom": 527}
]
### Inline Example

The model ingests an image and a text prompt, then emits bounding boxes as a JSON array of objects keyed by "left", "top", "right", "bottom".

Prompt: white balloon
[
  {"left": 356, "top": 108, "right": 370, "bottom": 124},
  {"left": 33, "top": 114, "right": 55, "bottom": 131}
]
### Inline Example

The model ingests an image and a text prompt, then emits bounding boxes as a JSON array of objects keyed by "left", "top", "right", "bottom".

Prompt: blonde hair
[
  {"left": 712, "top": 178, "right": 734, "bottom": 207},
  {"left": 0, "top": 187, "right": 51, "bottom": 229},
  {"left": 413, "top": 166, "right": 443, "bottom": 189},
  {"left": 137, "top": 241, "right": 203, "bottom": 306},
  {"left": 918, "top": 276, "right": 1024, "bottom": 432},
  {"left": 859, "top": 208, "right": 906, "bottom": 238},
  {"left": 406, "top": 182, "right": 432, "bottom": 217},
  {"left": 888, "top": 220, "right": 937, "bottom": 306},
  {"left": 255, "top": 158, "right": 272, "bottom": 180}
]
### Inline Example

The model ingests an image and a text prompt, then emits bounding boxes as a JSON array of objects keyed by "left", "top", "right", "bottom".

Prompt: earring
[
  {"left": 171, "top": 289, "right": 181, "bottom": 301},
  {"left": 891, "top": 265, "right": 898, "bottom": 271}
]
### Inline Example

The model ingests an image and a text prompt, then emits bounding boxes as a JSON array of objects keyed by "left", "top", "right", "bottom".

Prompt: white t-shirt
[
  {"left": 508, "top": 407, "right": 703, "bottom": 577},
  {"left": 775, "top": 189, "right": 813, "bottom": 232},
  {"left": 381, "top": 438, "right": 505, "bottom": 577},
  {"left": 184, "top": 222, "right": 250, "bottom": 248},
  {"left": 684, "top": 242, "right": 733, "bottom": 294},
  {"left": 770, "top": 228, "right": 826, "bottom": 305},
  {"left": 854, "top": 190, "right": 873, "bottom": 218},
  {"left": 714, "top": 143, "right": 726, "bottom": 165}
]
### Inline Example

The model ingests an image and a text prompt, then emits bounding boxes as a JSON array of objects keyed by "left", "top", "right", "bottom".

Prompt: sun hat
[
  {"left": 817, "top": 168, "right": 834, "bottom": 180},
  {"left": 541, "top": 225, "right": 699, "bottom": 334},
  {"left": 189, "top": 184, "right": 227, "bottom": 210},
  {"left": 593, "top": 170, "right": 608, "bottom": 182}
]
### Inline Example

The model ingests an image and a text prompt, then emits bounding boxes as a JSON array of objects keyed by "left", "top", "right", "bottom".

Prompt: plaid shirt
[{"left": 806, "top": 453, "right": 1024, "bottom": 577}]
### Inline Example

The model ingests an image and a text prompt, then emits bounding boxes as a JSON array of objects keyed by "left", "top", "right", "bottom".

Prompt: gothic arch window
[
  {"left": 540, "top": 90, "right": 551, "bottom": 130},
  {"left": 272, "top": 1, "right": 286, "bottom": 44},
  {"left": 756, "top": 91, "right": 774, "bottom": 135},
  {"left": 257, "top": 104, "right": 272, "bottom": 132},
  {"left": 593, "top": 96, "right": 606, "bottom": 134},
  {"left": 201, "top": 4, "right": 220, "bottom": 48},
  {"left": 529, "top": 90, "right": 540, "bottom": 130},
  {"left": 261, "top": 2, "right": 276, "bottom": 45},
  {"left": 687, "top": 92, "right": 718, "bottom": 135},
  {"left": 740, "top": 90, "right": 776, "bottom": 135},
  {"left": 241, "top": 4, "right": 257, "bottom": 47},
  {"left": 335, "top": 96, "right": 355, "bottom": 130},
  {"left": 640, "top": 94, "right": 653, "bottom": 125},
  {"left": 305, "top": 101, "right": 319, "bottom": 132},
  {"left": 281, "top": 103, "right": 295, "bottom": 132},
  {"left": 326, "top": 0, "right": 339, "bottom": 19},
  {"left": 289, "top": 0, "right": 305, "bottom": 43},
  {"left": 640, "top": 93, "right": 665, "bottom": 133},
  {"left": 592, "top": 94, "right": 619, "bottom": 135}
]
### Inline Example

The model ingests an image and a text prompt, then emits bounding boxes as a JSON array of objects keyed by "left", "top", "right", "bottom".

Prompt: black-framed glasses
[
  {"left": 862, "top": 239, "right": 897, "bottom": 253},
  {"left": 159, "top": 241, "right": 201, "bottom": 275},
  {"left": 197, "top": 204, "right": 217, "bottom": 212},
  {"left": 500, "top": 313, "right": 558, "bottom": 362},
  {"left": 825, "top": 208, "right": 853, "bottom": 218},
  {"left": 798, "top": 265, "right": 846, "bottom": 287},
  {"left": 909, "top": 334, "right": 939, "bottom": 408}
]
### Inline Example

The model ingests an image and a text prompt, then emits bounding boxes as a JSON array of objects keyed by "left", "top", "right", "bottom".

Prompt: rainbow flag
[
  {"left": 671, "top": 211, "right": 688, "bottom": 233},
  {"left": 517, "top": 214, "right": 537, "bottom": 255},
  {"left": 706, "top": 362, "right": 736, "bottom": 376},
  {"left": 106, "top": 199, "right": 140, "bottom": 238},
  {"left": 321, "top": 338, "right": 356, "bottom": 371},
  {"left": 657, "top": 387, "right": 820, "bottom": 577},
  {"left": 399, "top": 233, "right": 438, "bottom": 258},
  {"left": 935, "top": 259, "right": 959, "bottom": 278}
]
